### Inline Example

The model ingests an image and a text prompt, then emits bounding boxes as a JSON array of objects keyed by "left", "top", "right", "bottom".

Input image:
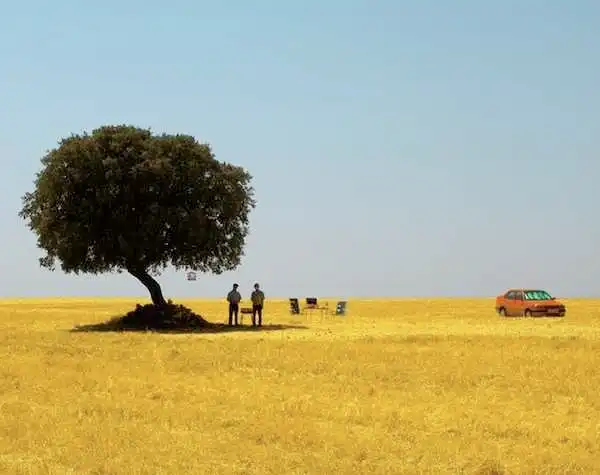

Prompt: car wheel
[
  {"left": 498, "top": 307, "right": 507, "bottom": 317},
  {"left": 524, "top": 309, "right": 532, "bottom": 317}
]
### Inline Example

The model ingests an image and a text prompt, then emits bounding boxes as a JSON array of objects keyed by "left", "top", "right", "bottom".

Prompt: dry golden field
[{"left": 1, "top": 297, "right": 599, "bottom": 475}]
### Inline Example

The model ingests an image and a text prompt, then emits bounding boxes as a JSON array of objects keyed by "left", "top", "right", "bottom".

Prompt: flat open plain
[{"left": 0, "top": 297, "right": 598, "bottom": 474}]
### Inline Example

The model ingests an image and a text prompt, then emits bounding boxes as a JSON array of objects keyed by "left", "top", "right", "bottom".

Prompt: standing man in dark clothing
[
  {"left": 227, "top": 283, "right": 242, "bottom": 326},
  {"left": 251, "top": 282, "right": 265, "bottom": 327}
]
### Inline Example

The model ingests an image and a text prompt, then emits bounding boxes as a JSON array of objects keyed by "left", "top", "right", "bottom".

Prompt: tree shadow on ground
[
  {"left": 68, "top": 302, "right": 309, "bottom": 334},
  {"left": 70, "top": 321, "right": 309, "bottom": 334}
]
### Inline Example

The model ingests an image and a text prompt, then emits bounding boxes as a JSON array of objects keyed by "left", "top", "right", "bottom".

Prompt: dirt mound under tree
[{"left": 112, "top": 301, "right": 209, "bottom": 330}]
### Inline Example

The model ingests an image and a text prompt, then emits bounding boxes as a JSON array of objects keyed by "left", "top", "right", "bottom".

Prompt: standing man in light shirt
[
  {"left": 251, "top": 282, "right": 265, "bottom": 327},
  {"left": 226, "top": 283, "right": 242, "bottom": 326}
]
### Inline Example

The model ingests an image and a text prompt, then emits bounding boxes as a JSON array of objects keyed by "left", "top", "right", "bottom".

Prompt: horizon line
[{"left": 0, "top": 294, "right": 595, "bottom": 300}]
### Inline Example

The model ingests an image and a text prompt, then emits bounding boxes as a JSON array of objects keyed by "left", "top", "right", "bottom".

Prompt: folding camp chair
[
  {"left": 334, "top": 301, "right": 347, "bottom": 316},
  {"left": 289, "top": 298, "right": 300, "bottom": 315}
]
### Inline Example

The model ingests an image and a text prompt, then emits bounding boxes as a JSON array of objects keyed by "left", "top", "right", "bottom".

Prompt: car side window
[
  {"left": 505, "top": 291, "right": 515, "bottom": 300},
  {"left": 514, "top": 291, "right": 524, "bottom": 300}
]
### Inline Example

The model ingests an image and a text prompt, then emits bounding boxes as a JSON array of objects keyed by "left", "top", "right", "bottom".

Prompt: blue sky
[{"left": 1, "top": 0, "right": 599, "bottom": 299}]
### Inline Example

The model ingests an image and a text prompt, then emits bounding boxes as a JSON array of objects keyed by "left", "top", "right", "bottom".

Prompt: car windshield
[{"left": 524, "top": 290, "right": 552, "bottom": 301}]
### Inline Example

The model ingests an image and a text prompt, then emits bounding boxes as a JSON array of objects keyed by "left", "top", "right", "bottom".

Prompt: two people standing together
[{"left": 226, "top": 283, "right": 265, "bottom": 327}]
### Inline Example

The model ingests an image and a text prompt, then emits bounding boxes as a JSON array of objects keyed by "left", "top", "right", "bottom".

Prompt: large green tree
[{"left": 19, "top": 125, "right": 255, "bottom": 306}]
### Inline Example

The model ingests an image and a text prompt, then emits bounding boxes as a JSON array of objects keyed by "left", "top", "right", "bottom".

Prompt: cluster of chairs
[{"left": 289, "top": 297, "right": 347, "bottom": 317}]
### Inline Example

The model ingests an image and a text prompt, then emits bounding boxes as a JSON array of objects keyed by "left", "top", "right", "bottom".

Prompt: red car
[{"left": 495, "top": 289, "right": 566, "bottom": 317}]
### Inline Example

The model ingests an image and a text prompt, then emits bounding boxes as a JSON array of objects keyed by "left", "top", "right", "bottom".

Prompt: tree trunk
[{"left": 128, "top": 267, "right": 167, "bottom": 307}]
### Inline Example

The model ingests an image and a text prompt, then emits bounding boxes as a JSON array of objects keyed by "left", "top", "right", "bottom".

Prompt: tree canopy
[{"left": 19, "top": 125, "right": 255, "bottom": 307}]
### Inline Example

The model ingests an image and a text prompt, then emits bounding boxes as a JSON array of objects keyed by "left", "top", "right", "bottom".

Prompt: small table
[
  {"left": 302, "top": 303, "right": 329, "bottom": 319},
  {"left": 240, "top": 307, "right": 253, "bottom": 324}
]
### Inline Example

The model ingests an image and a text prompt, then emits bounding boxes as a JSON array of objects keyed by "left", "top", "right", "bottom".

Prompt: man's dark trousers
[
  {"left": 229, "top": 303, "right": 239, "bottom": 325},
  {"left": 252, "top": 304, "right": 263, "bottom": 326}
]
